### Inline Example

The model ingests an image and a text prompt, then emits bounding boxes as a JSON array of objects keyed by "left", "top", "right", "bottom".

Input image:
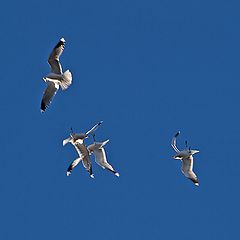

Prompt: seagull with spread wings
[
  {"left": 41, "top": 38, "right": 72, "bottom": 112},
  {"left": 63, "top": 121, "right": 103, "bottom": 178},
  {"left": 88, "top": 135, "right": 120, "bottom": 177},
  {"left": 171, "top": 131, "right": 200, "bottom": 186}
]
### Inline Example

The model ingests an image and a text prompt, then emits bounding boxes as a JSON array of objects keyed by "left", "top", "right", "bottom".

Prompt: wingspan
[
  {"left": 48, "top": 38, "right": 65, "bottom": 74},
  {"left": 86, "top": 121, "right": 103, "bottom": 135},
  {"left": 171, "top": 131, "right": 180, "bottom": 153},
  {"left": 181, "top": 156, "right": 199, "bottom": 186},
  {"left": 41, "top": 81, "right": 59, "bottom": 112}
]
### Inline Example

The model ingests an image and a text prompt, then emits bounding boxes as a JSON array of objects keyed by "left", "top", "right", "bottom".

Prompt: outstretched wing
[
  {"left": 41, "top": 82, "right": 59, "bottom": 112},
  {"left": 82, "top": 156, "right": 94, "bottom": 178},
  {"left": 48, "top": 38, "right": 65, "bottom": 74},
  {"left": 181, "top": 156, "right": 199, "bottom": 186},
  {"left": 86, "top": 121, "right": 103, "bottom": 135},
  {"left": 171, "top": 131, "right": 180, "bottom": 153},
  {"left": 66, "top": 157, "right": 82, "bottom": 176},
  {"left": 73, "top": 142, "right": 94, "bottom": 178},
  {"left": 91, "top": 147, "right": 119, "bottom": 177},
  {"left": 63, "top": 137, "right": 72, "bottom": 146}
]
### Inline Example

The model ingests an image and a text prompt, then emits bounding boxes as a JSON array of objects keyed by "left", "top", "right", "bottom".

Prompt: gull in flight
[
  {"left": 63, "top": 121, "right": 103, "bottom": 178},
  {"left": 171, "top": 131, "right": 200, "bottom": 186},
  {"left": 88, "top": 135, "right": 120, "bottom": 177},
  {"left": 41, "top": 37, "right": 72, "bottom": 112}
]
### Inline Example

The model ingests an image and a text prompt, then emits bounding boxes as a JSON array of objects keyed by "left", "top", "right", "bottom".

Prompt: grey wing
[
  {"left": 171, "top": 131, "right": 180, "bottom": 152},
  {"left": 48, "top": 38, "right": 65, "bottom": 74},
  {"left": 66, "top": 157, "right": 82, "bottom": 176},
  {"left": 93, "top": 148, "right": 119, "bottom": 176},
  {"left": 82, "top": 156, "right": 94, "bottom": 178},
  {"left": 181, "top": 156, "right": 199, "bottom": 186},
  {"left": 74, "top": 142, "right": 94, "bottom": 178},
  {"left": 41, "top": 82, "right": 59, "bottom": 112},
  {"left": 93, "top": 149, "right": 108, "bottom": 167},
  {"left": 74, "top": 142, "right": 88, "bottom": 157},
  {"left": 86, "top": 121, "right": 103, "bottom": 135}
]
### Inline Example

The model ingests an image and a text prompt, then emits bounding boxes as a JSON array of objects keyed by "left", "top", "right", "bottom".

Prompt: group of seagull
[
  {"left": 40, "top": 37, "right": 200, "bottom": 186},
  {"left": 62, "top": 121, "right": 120, "bottom": 178},
  {"left": 40, "top": 38, "right": 120, "bottom": 178}
]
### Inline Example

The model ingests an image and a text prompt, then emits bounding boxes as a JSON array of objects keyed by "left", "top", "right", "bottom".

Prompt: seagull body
[
  {"left": 88, "top": 140, "right": 120, "bottom": 177},
  {"left": 171, "top": 132, "right": 200, "bottom": 186},
  {"left": 41, "top": 38, "right": 72, "bottom": 112},
  {"left": 63, "top": 122, "right": 103, "bottom": 177}
]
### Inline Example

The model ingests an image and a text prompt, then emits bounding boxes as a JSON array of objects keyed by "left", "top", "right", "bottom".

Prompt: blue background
[{"left": 0, "top": 0, "right": 239, "bottom": 239}]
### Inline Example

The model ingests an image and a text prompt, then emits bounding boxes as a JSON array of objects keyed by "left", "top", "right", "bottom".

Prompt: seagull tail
[{"left": 60, "top": 70, "right": 72, "bottom": 90}]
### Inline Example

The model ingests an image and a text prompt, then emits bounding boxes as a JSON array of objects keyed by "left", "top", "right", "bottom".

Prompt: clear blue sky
[{"left": 0, "top": 0, "right": 239, "bottom": 239}]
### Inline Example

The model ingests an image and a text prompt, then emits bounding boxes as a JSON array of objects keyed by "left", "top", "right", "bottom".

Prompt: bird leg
[{"left": 92, "top": 133, "right": 96, "bottom": 142}]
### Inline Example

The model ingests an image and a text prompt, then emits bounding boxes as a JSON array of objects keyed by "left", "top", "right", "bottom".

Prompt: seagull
[
  {"left": 63, "top": 121, "right": 103, "bottom": 178},
  {"left": 171, "top": 131, "right": 200, "bottom": 186},
  {"left": 41, "top": 37, "right": 72, "bottom": 112},
  {"left": 88, "top": 135, "right": 120, "bottom": 177}
]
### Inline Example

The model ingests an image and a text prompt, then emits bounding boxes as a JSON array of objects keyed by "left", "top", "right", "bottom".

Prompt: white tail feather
[{"left": 60, "top": 70, "right": 72, "bottom": 90}]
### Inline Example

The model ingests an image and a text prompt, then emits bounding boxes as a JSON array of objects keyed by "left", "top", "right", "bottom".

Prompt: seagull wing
[
  {"left": 74, "top": 142, "right": 94, "bottom": 178},
  {"left": 48, "top": 38, "right": 65, "bottom": 74},
  {"left": 66, "top": 157, "right": 82, "bottom": 176},
  {"left": 82, "top": 156, "right": 94, "bottom": 178},
  {"left": 171, "top": 131, "right": 180, "bottom": 153},
  {"left": 86, "top": 121, "right": 103, "bottom": 135},
  {"left": 41, "top": 81, "right": 59, "bottom": 112},
  {"left": 181, "top": 156, "right": 199, "bottom": 186},
  {"left": 74, "top": 142, "right": 88, "bottom": 157},
  {"left": 90, "top": 145, "right": 119, "bottom": 176},
  {"left": 63, "top": 137, "right": 72, "bottom": 146}
]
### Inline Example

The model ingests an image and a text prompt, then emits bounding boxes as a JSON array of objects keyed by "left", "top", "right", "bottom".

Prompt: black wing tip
[
  {"left": 98, "top": 120, "right": 103, "bottom": 125},
  {"left": 189, "top": 178, "right": 199, "bottom": 186},
  {"left": 40, "top": 102, "right": 46, "bottom": 113},
  {"left": 55, "top": 38, "right": 65, "bottom": 48},
  {"left": 175, "top": 131, "right": 180, "bottom": 137}
]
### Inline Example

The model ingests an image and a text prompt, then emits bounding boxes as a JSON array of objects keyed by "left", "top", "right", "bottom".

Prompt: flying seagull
[
  {"left": 41, "top": 37, "right": 72, "bottom": 112},
  {"left": 63, "top": 121, "right": 103, "bottom": 177},
  {"left": 88, "top": 135, "right": 120, "bottom": 177},
  {"left": 171, "top": 131, "right": 200, "bottom": 186}
]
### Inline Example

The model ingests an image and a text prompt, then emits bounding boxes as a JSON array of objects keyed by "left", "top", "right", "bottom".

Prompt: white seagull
[
  {"left": 63, "top": 121, "right": 103, "bottom": 178},
  {"left": 171, "top": 131, "right": 200, "bottom": 186},
  {"left": 41, "top": 37, "right": 72, "bottom": 112},
  {"left": 88, "top": 136, "right": 120, "bottom": 177}
]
